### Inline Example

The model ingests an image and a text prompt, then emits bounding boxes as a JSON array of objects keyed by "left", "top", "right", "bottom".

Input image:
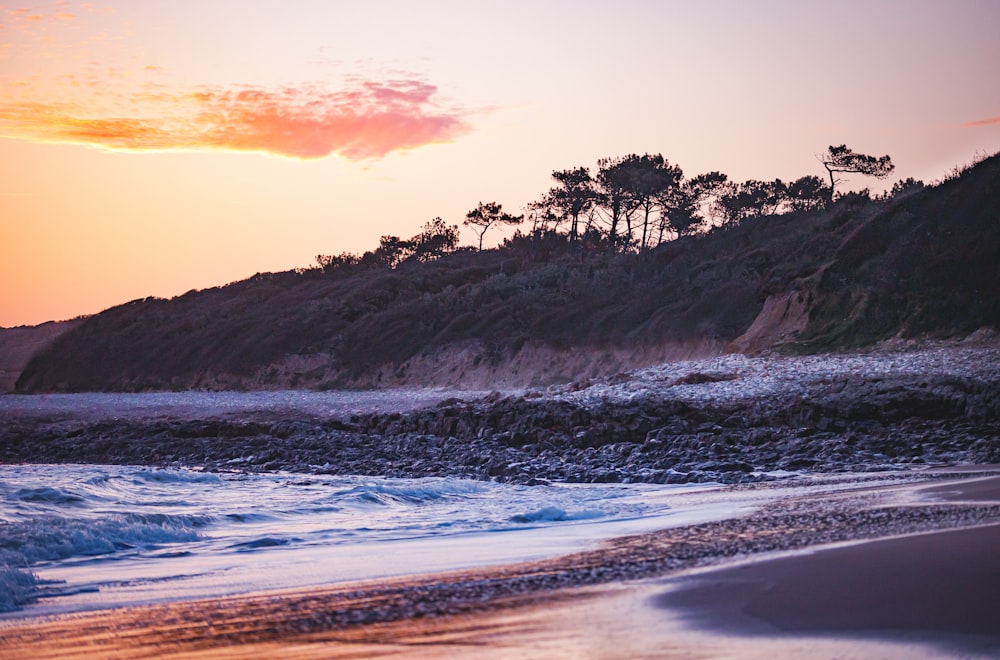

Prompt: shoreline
[
  {"left": 2, "top": 471, "right": 999, "bottom": 658},
  {"left": 3, "top": 343, "right": 999, "bottom": 484},
  {"left": 2, "top": 344, "right": 998, "bottom": 656}
]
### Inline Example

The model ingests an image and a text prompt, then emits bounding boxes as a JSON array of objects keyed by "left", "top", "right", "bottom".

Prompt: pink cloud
[
  {"left": 0, "top": 79, "right": 470, "bottom": 159},
  {"left": 4, "top": 6, "right": 76, "bottom": 26},
  {"left": 963, "top": 114, "right": 1000, "bottom": 128}
]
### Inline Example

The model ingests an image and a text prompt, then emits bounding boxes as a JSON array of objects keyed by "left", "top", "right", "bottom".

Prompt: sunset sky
[{"left": 2, "top": 0, "right": 999, "bottom": 327}]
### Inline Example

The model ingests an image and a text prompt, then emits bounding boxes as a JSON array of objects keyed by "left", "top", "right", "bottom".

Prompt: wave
[
  {"left": 13, "top": 487, "right": 85, "bottom": 505},
  {"left": 131, "top": 469, "right": 223, "bottom": 484},
  {"left": 224, "top": 512, "right": 276, "bottom": 523},
  {"left": 334, "top": 479, "right": 488, "bottom": 507},
  {"left": 0, "top": 551, "right": 39, "bottom": 613},
  {"left": 230, "top": 537, "right": 292, "bottom": 551},
  {"left": 0, "top": 512, "right": 209, "bottom": 563},
  {"left": 509, "top": 506, "right": 606, "bottom": 524}
]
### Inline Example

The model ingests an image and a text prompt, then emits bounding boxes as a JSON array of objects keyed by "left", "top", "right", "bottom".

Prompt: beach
[
  {"left": 2, "top": 471, "right": 998, "bottom": 658},
  {"left": 2, "top": 343, "right": 998, "bottom": 657}
]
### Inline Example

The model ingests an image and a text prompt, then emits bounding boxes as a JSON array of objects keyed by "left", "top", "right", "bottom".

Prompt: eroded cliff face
[
  {"left": 728, "top": 290, "right": 811, "bottom": 354},
  {"left": 157, "top": 339, "right": 727, "bottom": 391},
  {"left": 254, "top": 339, "right": 727, "bottom": 390}
]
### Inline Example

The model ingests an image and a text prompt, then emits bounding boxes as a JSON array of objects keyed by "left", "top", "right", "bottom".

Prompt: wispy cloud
[
  {"left": 963, "top": 114, "right": 1000, "bottom": 128},
  {"left": 3, "top": 6, "right": 78, "bottom": 26},
  {"left": 0, "top": 79, "right": 470, "bottom": 159}
]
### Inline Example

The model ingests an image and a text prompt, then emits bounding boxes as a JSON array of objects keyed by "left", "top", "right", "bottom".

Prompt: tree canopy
[
  {"left": 533, "top": 167, "right": 600, "bottom": 242},
  {"left": 820, "top": 144, "right": 895, "bottom": 201},
  {"left": 312, "top": 142, "right": 925, "bottom": 267},
  {"left": 316, "top": 217, "right": 459, "bottom": 273},
  {"left": 464, "top": 201, "right": 523, "bottom": 250}
]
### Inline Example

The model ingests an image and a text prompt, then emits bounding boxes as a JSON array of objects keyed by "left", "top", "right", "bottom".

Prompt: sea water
[{"left": 0, "top": 463, "right": 751, "bottom": 618}]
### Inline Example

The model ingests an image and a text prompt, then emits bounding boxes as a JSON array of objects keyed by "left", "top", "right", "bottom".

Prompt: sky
[{"left": 1, "top": 0, "right": 999, "bottom": 327}]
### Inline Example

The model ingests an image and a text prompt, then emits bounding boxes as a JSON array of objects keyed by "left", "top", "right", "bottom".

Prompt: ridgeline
[{"left": 15, "top": 153, "right": 1000, "bottom": 393}]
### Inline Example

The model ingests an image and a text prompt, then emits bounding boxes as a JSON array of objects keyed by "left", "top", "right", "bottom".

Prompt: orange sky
[{"left": 2, "top": 0, "right": 999, "bottom": 327}]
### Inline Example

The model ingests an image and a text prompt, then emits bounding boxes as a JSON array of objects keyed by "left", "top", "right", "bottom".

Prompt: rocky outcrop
[{"left": 4, "top": 370, "right": 997, "bottom": 485}]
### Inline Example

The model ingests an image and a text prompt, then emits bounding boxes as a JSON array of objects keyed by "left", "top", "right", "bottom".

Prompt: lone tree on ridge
[
  {"left": 820, "top": 144, "right": 895, "bottom": 202},
  {"left": 464, "top": 201, "right": 523, "bottom": 250}
]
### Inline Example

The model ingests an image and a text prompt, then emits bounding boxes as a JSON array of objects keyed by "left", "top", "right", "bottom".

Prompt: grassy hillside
[
  {"left": 797, "top": 155, "right": 1000, "bottom": 348},
  {"left": 15, "top": 154, "right": 1000, "bottom": 392},
  {"left": 0, "top": 320, "right": 82, "bottom": 392}
]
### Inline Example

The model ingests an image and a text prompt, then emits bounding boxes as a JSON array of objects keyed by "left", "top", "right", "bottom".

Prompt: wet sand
[
  {"left": 2, "top": 473, "right": 999, "bottom": 659},
  {"left": 656, "top": 523, "right": 1000, "bottom": 657},
  {"left": 919, "top": 472, "right": 1000, "bottom": 502}
]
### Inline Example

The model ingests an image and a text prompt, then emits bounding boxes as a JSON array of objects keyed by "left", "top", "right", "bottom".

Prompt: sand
[{"left": 657, "top": 523, "right": 1000, "bottom": 657}]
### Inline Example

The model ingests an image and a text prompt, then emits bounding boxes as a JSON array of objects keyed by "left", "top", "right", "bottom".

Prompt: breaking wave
[
  {"left": 0, "top": 552, "right": 39, "bottom": 613},
  {"left": 0, "top": 513, "right": 208, "bottom": 563},
  {"left": 0, "top": 464, "right": 674, "bottom": 614}
]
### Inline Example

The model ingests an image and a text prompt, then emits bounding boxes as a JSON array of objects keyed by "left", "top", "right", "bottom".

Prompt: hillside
[
  {"left": 0, "top": 320, "right": 82, "bottom": 392},
  {"left": 15, "top": 154, "right": 1000, "bottom": 393}
]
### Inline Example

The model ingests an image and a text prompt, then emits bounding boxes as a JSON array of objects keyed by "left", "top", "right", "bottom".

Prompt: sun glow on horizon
[{"left": 2, "top": 0, "right": 999, "bottom": 327}]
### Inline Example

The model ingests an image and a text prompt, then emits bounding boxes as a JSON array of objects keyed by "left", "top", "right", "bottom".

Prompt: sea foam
[{"left": 1, "top": 464, "right": 687, "bottom": 616}]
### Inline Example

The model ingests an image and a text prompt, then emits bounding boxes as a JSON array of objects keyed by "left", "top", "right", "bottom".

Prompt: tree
[
  {"left": 464, "top": 201, "right": 523, "bottom": 250},
  {"left": 660, "top": 171, "right": 729, "bottom": 240},
  {"left": 621, "top": 154, "right": 682, "bottom": 250},
  {"left": 315, "top": 217, "right": 459, "bottom": 273},
  {"left": 820, "top": 144, "right": 894, "bottom": 202},
  {"left": 534, "top": 166, "right": 599, "bottom": 243},
  {"left": 716, "top": 179, "right": 788, "bottom": 224},
  {"left": 786, "top": 175, "right": 830, "bottom": 212},
  {"left": 375, "top": 235, "right": 414, "bottom": 268},
  {"left": 595, "top": 156, "right": 633, "bottom": 252},
  {"left": 411, "top": 217, "right": 459, "bottom": 261},
  {"left": 315, "top": 252, "right": 360, "bottom": 273},
  {"left": 595, "top": 153, "right": 680, "bottom": 252},
  {"left": 884, "top": 177, "right": 925, "bottom": 200}
]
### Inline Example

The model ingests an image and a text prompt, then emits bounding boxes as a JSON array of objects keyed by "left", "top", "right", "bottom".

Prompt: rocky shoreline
[{"left": 3, "top": 343, "right": 998, "bottom": 484}]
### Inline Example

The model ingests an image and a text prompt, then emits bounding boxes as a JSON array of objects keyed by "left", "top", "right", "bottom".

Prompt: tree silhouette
[
  {"left": 786, "top": 175, "right": 830, "bottom": 212},
  {"left": 464, "top": 201, "right": 523, "bottom": 250},
  {"left": 411, "top": 217, "right": 459, "bottom": 261},
  {"left": 885, "top": 177, "right": 924, "bottom": 200},
  {"left": 622, "top": 154, "right": 683, "bottom": 250},
  {"left": 595, "top": 156, "right": 633, "bottom": 252},
  {"left": 376, "top": 235, "right": 414, "bottom": 268},
  {"left": 717, "top": 179, "right": 788, "bottom": 224},
  {"left": 820, "top": 144, "right": 894, "bottom": 202},
  {"left": 660, "top": 171, "right": 729, "bottom": 240},
  {"left": 595, "top": 154, "right": 684, "bottom": 251},
  {"left": 534, "top": 166, "right": 599, "bottom": 243}
]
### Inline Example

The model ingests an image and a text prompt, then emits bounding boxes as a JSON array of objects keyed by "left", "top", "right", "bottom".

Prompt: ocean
[{"left": 0, "top": 463, "right": 750, "bottom": 618}]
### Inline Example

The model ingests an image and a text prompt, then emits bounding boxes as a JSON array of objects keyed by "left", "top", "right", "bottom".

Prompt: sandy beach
[
  {"left": 2, "top": 471, "right": 998, "bottom": 659},
  {"left": 3, "top": 345, "right": 998, "bottom": 657},
  {"left": 657, "top": 472, "right": 1000, "bottom": 657}
]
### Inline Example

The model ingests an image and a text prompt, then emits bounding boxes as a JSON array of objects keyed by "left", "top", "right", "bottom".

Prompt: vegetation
[
  {"left": 820, "top": 144, "right": 895, "bottom": 202},
  {"left": 316, "top": 217, "right": 460, "bottom": 273},
  {"left": 464, "top": 202, "right": 523, "bottom": 251},
  {"left": 325, "top": 144, "right": 907, "bottom": 269},
  {"left": 14, "top": 149, "right": 999, "bottom": 393}
]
